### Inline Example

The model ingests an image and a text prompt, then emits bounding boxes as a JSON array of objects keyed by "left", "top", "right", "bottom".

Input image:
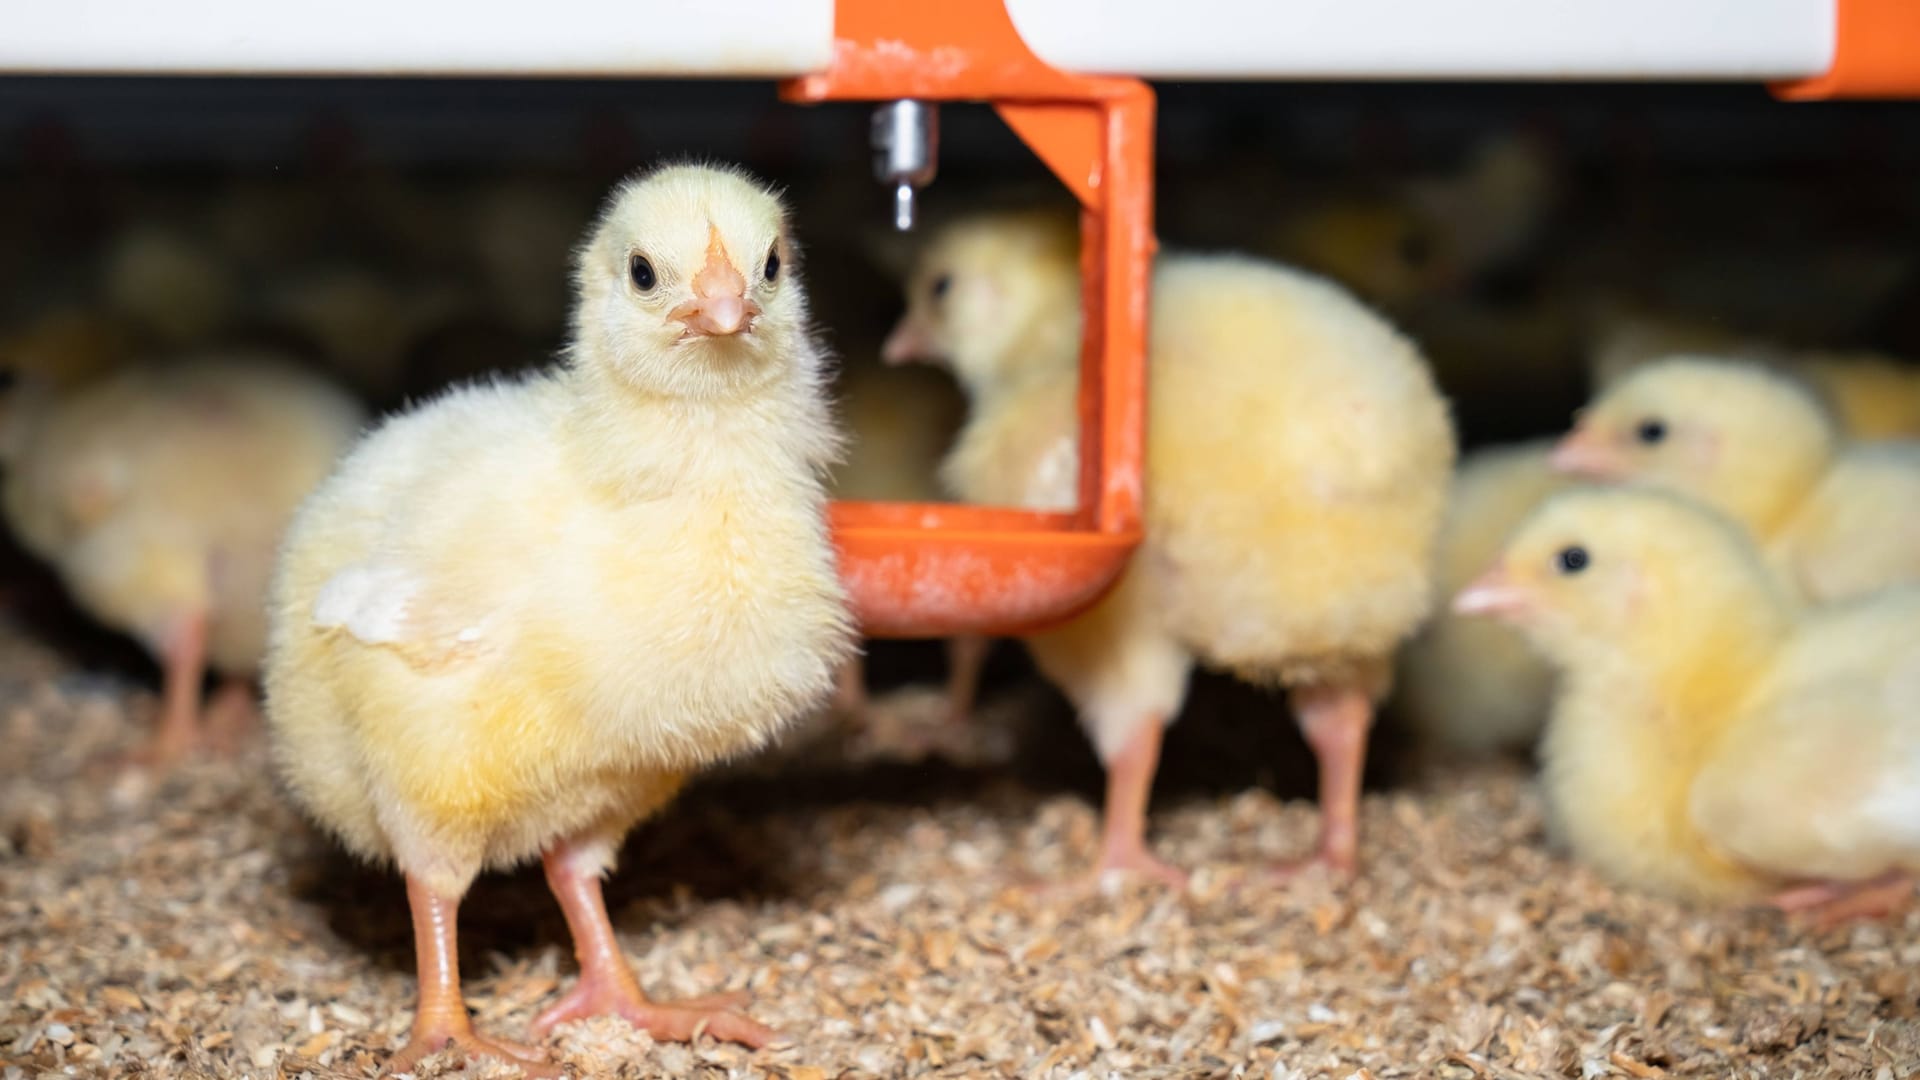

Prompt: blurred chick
[
  {"left": 263, "top": 266, "right": 471, "bottom": 406},
  {"left": 1587, "top": 307, "right": 1920, "bottom": 440},
  {"left": 1554, "top": 357, "right": 1920, "bottom": 604},
  {"left": 0, "top": 307, "right": 137, "bottom": 447},
  {"left": 1396, "top": 441, "right": 1569, "bottom": 753},
  {"left": 828, "top": 358, "right": 987, "bottom": 723},
  {"left": 2, "top": 352, "right": 363, "bottom": 765},
  {"left": 265, "top": 165, "right": 850, "bottom": 1074},
  {"left": 1457, "top": 488, "right": 1920, "bottom": 923},
  {"left": 886, "top": 210, "right": 1454, "bottom": 886},
  {"left": 100, "top": 224, "right": 240, "bottom": 349}
]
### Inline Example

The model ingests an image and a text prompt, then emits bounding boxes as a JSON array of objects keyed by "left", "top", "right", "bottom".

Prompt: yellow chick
[
  {"left": 1, "top": 353, "right": 364, "bottom": 765},
  {"left": 1554, "top": 357, "right": 1920, "bottom": 604},
  {"left": 1587, "top": 307, "right": 1920, "bottom": 441},
  {"left": 886, "top": 210, "right": 1454, "bottom": 887},
  {"left": 99, "top": 223, "right": 240, "bottom": 349},
  {"left": 265, "top": 165, "right": 851, "bottom": 1074},
  {"left": 1456, "top": 487, "right": 1920, "bottom": 923},
  {"left": 1396, "top": 441, "right": 1570, "bottom": 753},
  {"left": 0, "top": 307, "right": 137, "bottom": 451},
  {"left": 827, "top": 358, "right": 987, "bottom": 722}
]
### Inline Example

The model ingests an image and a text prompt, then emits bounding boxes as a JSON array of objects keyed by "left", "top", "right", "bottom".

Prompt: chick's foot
[
  {"left": 532, "top": 969, "right": 775, "bottom": 1047},
  {"left": 385, "top": 1023, "right": 556, "bottom": 1078},
  {"left": 1274, "top": 683, "right": 1372, "bottom": 882},
  {"left": 1769, "top": 872, "right": 1913, "bottom": 930}
]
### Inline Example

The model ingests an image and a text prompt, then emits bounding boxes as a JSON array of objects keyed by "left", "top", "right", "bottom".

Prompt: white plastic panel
[
  {"left": 0, "top": 0, "right": 834, "bottom": 76},
  {"left": 1007, "top": 0, "right": 1835, "bottom": 81}
]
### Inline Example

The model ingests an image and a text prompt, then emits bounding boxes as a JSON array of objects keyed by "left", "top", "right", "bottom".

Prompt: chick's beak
[
  {"left": 881, "top": 316, "right": 935, "bottom": 365},
  {"left": 671, "top": 227, "right": 761, "bottom": 339},
  {"left": 1453, "top": 564, "right": 1534, "bottom": 619},
  {"left": 1549, "top": 426, "right": 1628, "bottom": 479}
]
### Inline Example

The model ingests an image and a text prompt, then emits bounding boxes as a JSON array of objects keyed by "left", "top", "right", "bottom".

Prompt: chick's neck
[{"left": 558, "top": 356, "right": 836, "bottom": 505}]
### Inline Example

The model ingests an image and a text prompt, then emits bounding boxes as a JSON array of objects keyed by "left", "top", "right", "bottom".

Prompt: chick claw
[
  {"left": 531, "top": 972, "right": 777, "bottom": 1048},
  {"left": 384, "top": 1027, "right": 556, "bottom": 1079},
  {"left": 1769, "top": 873, "right": 1913, "bottom": 931}
]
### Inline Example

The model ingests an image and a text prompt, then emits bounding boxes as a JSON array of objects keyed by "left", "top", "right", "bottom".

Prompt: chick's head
[
  {"left": 570, "top": 164, "right": 807, "bottom": 400},
  {"left": 0, "top": 308, "right": 132, "bottom": 464},
  {"left": 881, "top": 209, "right": 1080, "bottom": 394},
  {"left": 1455, "top": 487, "right": 1789, "bottom": 674},
  {"left": 1550, "top": 357, "right": 1836, "bottom": 535}
]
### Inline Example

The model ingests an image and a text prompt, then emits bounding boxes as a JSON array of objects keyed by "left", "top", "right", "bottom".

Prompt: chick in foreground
[
  {"left": 1, "top": 351, "right": 362, "bottom": 764},
  {"left": 887, "top": 210, "right": 1454, "bottom": 886},
  {"left": 266, "top": 165, "right": 851, "bottom": 1074},
  {"left": 1396, "top": 441, "right": 1568, "bottom": 753},
  {"left": 1456, "top": 488, "right": 1920, "bottom": 923},
  {"left": 1554, "top": 357, "right": 1920, "bottom": 604},
  {"left": 829, "top": 357, "right": 986, "bottom": 723}
]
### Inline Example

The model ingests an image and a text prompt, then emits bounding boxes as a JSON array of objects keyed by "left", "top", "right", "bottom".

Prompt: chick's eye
[
  {"left": 764, "top": 245, "right": 781, "bottom": 282},
  {"left": 930, "top": 274, "right": 951, "bottom": 301},
  {"left": 629, "top": 255, "right": 656, "bottom": 292},
  {"left": 1636, "top": 418, "right": 1667, "bottom": 445},
  {"left": 1555, "top": 546, "right": 1591, "bottom": 575}
]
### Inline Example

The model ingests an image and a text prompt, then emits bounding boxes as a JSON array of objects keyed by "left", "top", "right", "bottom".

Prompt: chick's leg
[
  {"left": 1275, "top": 684, "right": 1373, "bottom": 880},
  {"left": 532, "top": 835, "right": 778, "bottom": 1048},
  {"left": 943, "top": 634, "right": 989, "bottom": 725},
  {"left": 387, "top": 875, "right": 554, "bottom": 1078},
  {"left": 202, "top": 677, "right": 260, "bottom": 756},
  {"left": 136, "top": 610, "right": 210, "bottom": 766},
  {"left": 833, "top": 653, "right": 867, "bottom": 715},
  {"left": 1089, "top": 719, "right": 1188, "bottom": 890}
]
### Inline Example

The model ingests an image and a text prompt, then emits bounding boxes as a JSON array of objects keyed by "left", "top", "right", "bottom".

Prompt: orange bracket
[
  {"left": 1774, "top": 0, "right": 1920, "bottom": 99},
  {"left": 781, "top": 0, "right": 1153, "bottom": 639}
]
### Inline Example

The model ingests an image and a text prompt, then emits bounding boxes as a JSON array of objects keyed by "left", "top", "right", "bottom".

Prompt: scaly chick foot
[
  {"left": 385, "top": 1023, "right": 555, "bottom": 1078},
  {"left": 1770, "top": 873, "right": 1913, "bottom": 931},
  {"left": 531, "top": 968, "right": 776, "bottom": 1048}
]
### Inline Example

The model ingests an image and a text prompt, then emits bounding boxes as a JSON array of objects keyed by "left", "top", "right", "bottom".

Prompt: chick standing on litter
[
  {"left": 1456, "top": 488, "right": 1920, "bottom": 923},
  {"left": 1553, "top": 357, "right": 1920, "bottom": 604},
  {"left": 1, "top": 352, "right": 364, "bottom": 765},
  {"left": 1396, "top": 440, "right": 1569, "bottom": 753},
  {"left": 265, "top": 165, "right": 851, "bottom": 1074},
  {"left": 886, "top": 210, "right": 1453, "bottom": 886}
]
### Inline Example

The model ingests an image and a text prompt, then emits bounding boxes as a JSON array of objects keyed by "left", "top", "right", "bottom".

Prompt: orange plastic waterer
[{"left": 781, "top": 0, "right": 1154, "bottom": 639}]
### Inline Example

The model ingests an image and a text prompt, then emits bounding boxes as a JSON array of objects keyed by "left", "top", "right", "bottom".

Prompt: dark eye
[
  {"left": 0, "top": 368, "right": 15, "bottom": 394},
  {"left": 1636, "top": 418, "right": 1667, "bottom": 445},
  {"left": 1399, "top": 230, "right": 1433, "bottom": 269},
  {"left": 629, "top": 255, "right": 656, "bottom": 292},
  {"left": 764, "top": 245, "right": 780, "bottom": 282},
  {"left": 1555, "top": 546, "right": 1590, "bottom": 575},
  {"left": 931, "top": 274, "right": 951, "bottom": 301}
]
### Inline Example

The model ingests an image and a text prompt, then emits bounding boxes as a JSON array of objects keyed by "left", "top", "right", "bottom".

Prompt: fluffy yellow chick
[
  {"left": 1554, "top": 357, "right": 1920, "bottom": 604},
  {"left": 265, "top": 165, "right": 851, "bottom": 1074},
  {"left": 886, "top": 210, "right": 1454, "bottom": 886},
  {"left": 2, "top": 353, "right": 364, "bottom": 764},
  {"left": 1396, "top": 441, "right": 1569, "bottom": 753},
  {"left": 827, "top": 358, "right": 986, "bottom": 722},
  {"left": 1587, "top": 307, "right": 1920, "bottom": 440},
  {"left": 0, "top": 307, "right": 137, "bottom": 450},
  {"left": 1456, "top": 487, "right": 1920, "bottom": 922}
]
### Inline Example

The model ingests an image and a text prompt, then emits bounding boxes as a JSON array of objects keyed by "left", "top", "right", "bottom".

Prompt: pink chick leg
[
  {"left": 1089, "top": 719, "right": 1188, "bottom": 890},
  {"left": 942, "top": 634, "right": 989, "bottom": 726},
  {"left": 530, "top": 836, "right": 779, "bottom": 1048},
  {"left": 832, "top": 654, "right": 867, "bottom": 716},
  {"left": 125, "top": 610, "right": 210, "bottom": 768},
  {"left": 1274, "top": 684, "right": 1373, "bottom": 881},
  {"left": 201, "top": 677, "right": 260, "bottom": 756},
  {"left": 386, "top": 875, "right": 555, "bottom": 1078},
  {"left": 1768, "top": 871, "right": 1914, "bottom": 931}
]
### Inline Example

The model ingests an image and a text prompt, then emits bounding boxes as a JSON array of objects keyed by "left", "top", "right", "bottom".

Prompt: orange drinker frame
[{"left": 782, "top": 0, "right": 1155, "bottom": 639}]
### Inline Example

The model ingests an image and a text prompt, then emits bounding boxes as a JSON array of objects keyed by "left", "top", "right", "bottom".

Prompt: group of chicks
[{"left": 3, "top": 157, "right": 1918, "bottom": 1076}]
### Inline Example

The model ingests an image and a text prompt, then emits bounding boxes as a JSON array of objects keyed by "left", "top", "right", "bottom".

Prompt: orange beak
[
  {"left": 1453, "top": 563, "right": 1534, "bottom": 619},
  {"left": 1549, "top": 426, "right": 1629, "bottom": 479},
  {"left": 671, "top": 227, "right": 761, "bottom": 339},
  {"left": 881, "top": 316, "right": 936, "bottom": 365}
]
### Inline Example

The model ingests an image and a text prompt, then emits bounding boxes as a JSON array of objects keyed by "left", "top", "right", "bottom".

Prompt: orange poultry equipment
[
  {"left": 781, "top": 0, "right": 1154, "bottom": 639},
  {"left": 1774, "top": 0, "right": 1920, "bottom": 99}
]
